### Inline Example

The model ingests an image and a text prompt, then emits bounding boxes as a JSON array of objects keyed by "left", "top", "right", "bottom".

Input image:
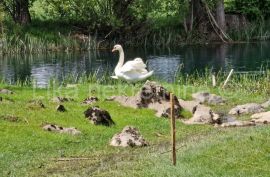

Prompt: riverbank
[
  {"left": 1, "top": 20, "right": 270, "bottom": 54},
  {"left": 0, "top": 76, "right": 269, "bottom": 176}
]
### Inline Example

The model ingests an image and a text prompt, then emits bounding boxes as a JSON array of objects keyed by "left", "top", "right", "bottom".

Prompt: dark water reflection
[{"left": 0, "top": 42, "right": 269, "bottom": 87}]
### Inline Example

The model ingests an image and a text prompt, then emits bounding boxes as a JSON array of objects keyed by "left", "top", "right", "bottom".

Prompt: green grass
[{"left": 0, "top": 81, "right": 269, "bottom": 176}]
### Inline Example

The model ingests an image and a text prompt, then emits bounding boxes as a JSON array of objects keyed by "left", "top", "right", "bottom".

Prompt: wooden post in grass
[
  {"left": 223, "top": 69, "right": 234, "bottom": 88},
  {"left": 170, "top": 93, "right": 176, "bottom": 166}
]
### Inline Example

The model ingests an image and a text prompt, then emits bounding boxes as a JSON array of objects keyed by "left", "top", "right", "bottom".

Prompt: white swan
[{"left": 111, "top": 44, "right": 153, "bottom": 83}]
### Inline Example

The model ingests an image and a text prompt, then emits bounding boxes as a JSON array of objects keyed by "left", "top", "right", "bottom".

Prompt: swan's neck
[{"left": 115, "top": 49, "right": 124, "bottom": 72}]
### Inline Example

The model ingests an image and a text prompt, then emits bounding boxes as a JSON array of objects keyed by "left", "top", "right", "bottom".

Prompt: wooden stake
[
  {"left": 212, "top": 74, "right": 216, "bottom": 87},
  {"left": 170, "top": 93, "right": 176, "bottom": 166},
  {"left": 223, "top": 69, "right": 234, "bottom": 88}
]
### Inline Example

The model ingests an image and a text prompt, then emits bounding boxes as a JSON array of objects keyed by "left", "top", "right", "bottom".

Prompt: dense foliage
[
  {"left": 225, "top": 0, "right": 270, "bottom": 20},
  {"left": 0, "top": 0, "right": 268, "bottom": 50}
]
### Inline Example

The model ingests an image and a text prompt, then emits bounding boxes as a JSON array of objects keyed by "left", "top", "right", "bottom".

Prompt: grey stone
[
  {"left": 110, "top": 126, "right": 148, "bottom": 147},
  {"left": 84, "top": 106, "right": 115, "bottom": 126},
  {"left": 229, "top": 103, "right": 264, "bottom": 115},
  {"left": 192, "top": 92, "right": 225, "bottom": 105},
  {"left": 43, "top": 124, "right": 81, "bottom": 135},
  {"left": 251, "top": 112, "right": 270, "bottom": 124}
]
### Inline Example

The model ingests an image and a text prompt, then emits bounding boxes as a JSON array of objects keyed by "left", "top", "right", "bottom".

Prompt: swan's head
[{"left": 112, "top": 44, "right": 122, "bottom": 52}]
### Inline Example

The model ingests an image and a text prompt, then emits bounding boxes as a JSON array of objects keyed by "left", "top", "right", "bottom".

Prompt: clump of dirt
[
  {"left": 82, "top": 96, "right": 99, "bottom": 105},
  {"left": 56, "top": 105, "right": 66, "bottom": 112},
  {"left": 43, "top": 124, "right": 81, "bottom": 135},
  {"left": 27, "top": 100, "right": 45, "bottom": 109},
  {"left": 110, "top": 126, "right": 148, "bottom": 147},
  {"left": 52, "top": 97, "right": 74, "bottom": 103},
  {"left": 0, "top": 115, "right": 21, "bottom": 122},
  {"left": 110, "top": 81, "right": 182, "bottom": 118},
  {"left": 84, "top": 106, "right": 115, "bottom": 126},
  {"left": 0, "top": 89, "right": 13, "bottom": 94}
]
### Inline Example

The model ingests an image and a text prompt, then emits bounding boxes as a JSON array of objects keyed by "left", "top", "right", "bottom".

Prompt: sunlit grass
[{"left": 0, "top": 76, "right": 269, "bottom": 176}]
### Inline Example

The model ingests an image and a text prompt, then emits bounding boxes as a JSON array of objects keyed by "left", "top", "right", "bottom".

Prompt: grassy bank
[{"left": 0, "top": 77, "right": 269, "bottom": 176}]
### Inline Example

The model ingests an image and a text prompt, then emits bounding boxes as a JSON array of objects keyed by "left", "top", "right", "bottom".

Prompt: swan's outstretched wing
[{"left": 120, "top": 58, "right": 147, "bottom": 73}]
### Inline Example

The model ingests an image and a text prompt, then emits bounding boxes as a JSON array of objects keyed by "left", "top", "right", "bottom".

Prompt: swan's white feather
[
  {"left": 119, "top": 58, "right": 147, "bottom": 73},
  {"left": 113, "top": 45, "right": 153, "bottom": 82}
]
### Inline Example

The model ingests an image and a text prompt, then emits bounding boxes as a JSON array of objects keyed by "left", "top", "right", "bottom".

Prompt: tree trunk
[
  {"left": 1, "top": 0, "right": 31, "bottom": 25},
  {"left": 216, "top": 0, "right": 226, "bottom": 32},
  {"left": 112, "top": 0, "right": 134, "bottom": 26},
  {"left": 14, "top": 0, "right": 31, "bottom": 25}
]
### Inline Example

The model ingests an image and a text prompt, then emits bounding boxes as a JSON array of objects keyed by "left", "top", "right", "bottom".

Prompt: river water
[{"left": 0, "top": 42, "right": 269, "bottom": 87}]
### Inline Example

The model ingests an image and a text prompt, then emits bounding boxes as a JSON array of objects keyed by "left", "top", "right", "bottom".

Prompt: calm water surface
[{"left": 0, "top": 42, "right": 269, "bottom": 87}]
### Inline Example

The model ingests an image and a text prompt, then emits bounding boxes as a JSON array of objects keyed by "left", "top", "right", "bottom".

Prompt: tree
[
  {"left": 216, "top": 0, "right": 226, "bottom": 31},
  {"left": 0, "top": 0, "right": 32, "bottom": 25}
]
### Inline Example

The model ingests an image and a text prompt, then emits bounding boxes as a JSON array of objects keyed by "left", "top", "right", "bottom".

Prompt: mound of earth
[
  {"left": 110, "top": 126, "right": 148, "bottom": 147},
  {"left": 27, "top": 100, "right": 45, "bottom": 109},
  {"left": 0, "top": 115, "right": 21, "bottom": 122},
  {"left": 251, "top": 112, "right": 270, "bottom": 124},
  {"left": 229, "top": 103, "right": 264, "bottom": 115},
  {"left": 82, "top": 96, "right": 99, "bottom": 105},
  {"left": 192, "top": 92, "right": 225, "bottom": 105},
  {"left": 179, "top": 99, "right": 219, "bottom": 124},
  {"left": 43, "top": 124, "right": 81, "bottom": 135},
  {"left": 84, "top": 106, "right": 115, "bottom": 126},
  {"left": 0, "top": 89, "right": 13, "bottom": 94},
  {"left": 56, "top": 105, "right": 66, "bottom": 112},
  {"left": 52, "top": 97, "right": 74, "bottom": 103},
  {"left": 110, "top": 81, "right": 182, "bottom": 118}
]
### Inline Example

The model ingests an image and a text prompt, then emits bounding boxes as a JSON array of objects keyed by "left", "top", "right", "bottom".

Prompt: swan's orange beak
[{"left": 112, "top": 49, "right": 116, "bottom": 52}]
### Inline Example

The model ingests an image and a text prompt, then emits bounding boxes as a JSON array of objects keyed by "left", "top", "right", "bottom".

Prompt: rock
[
  {"left": 218, "top": 120, "right": 255, "bottom": 127},
  {"left": 0, "top": 89, "right": 13, "bottom": 94},
  {"left": 110, "top": 126, "right": 148, "bottom": 147},
  {"left": 82, "top": 96, "right": 99, "bottom": 105},
  {"left": 229, "top": 103, "right": 264, "bottom": 115},
  {"left": 27, "top": 100, "right": 45, "bottom": 109},
  {"left": 261, "top": 100, "right": 270, "bottom": 108},
  {"left": 52, "top": 97, "right": 74, "bottom": 103},
  {"left": 84, "top": 107, "right": 115, "bottom": 126},
  {"left": 56, "top": 105, "right": 66, "bottom": 112},
  {"left": 43, "top": 124, "right": 81, "bottom": 135},
  {"left": 111, "top": 81, "right": 182, "bottom": 118},
  {"left": 251, "top": 112, "right": 270, "bottom": 124},
  {"left": 192, "top": 92, "right": 225, "bottom": 105}
]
